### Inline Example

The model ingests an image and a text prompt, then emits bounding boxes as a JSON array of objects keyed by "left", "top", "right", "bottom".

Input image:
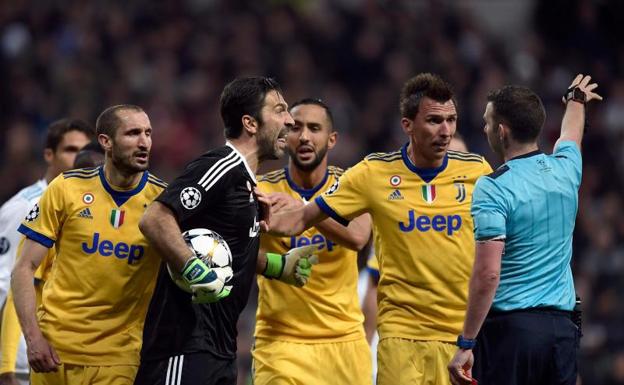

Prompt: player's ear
[
  {"left": 327, "top": 131, "right": 338, "bottom": 150},
  {"left": 400, "top": 117, "right": 413, "bottom": 135},
  {"left": 242, "top": 115, "right": 258, "bottom": 136},
  {"left": 43, "top": 148, "right": 54, "bottom": 165},
  {"left": 98, "top": 133, "right": 112, "bottom": 152}
]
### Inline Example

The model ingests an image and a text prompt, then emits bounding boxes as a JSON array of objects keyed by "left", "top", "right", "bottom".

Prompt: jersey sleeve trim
[
  {"left": 314, "top": 196, "right": 349, "bottom": 226},
  {"left": 367, "top": 266, "right": 380, "bottom": 283},
  {"left": 17, "top": 225, "right": 54, "bottom": 248}
]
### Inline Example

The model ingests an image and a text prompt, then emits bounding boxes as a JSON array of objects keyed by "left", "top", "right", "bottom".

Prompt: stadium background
[{"left": 1, "top": 1, "right": 623, "bottom": 384}]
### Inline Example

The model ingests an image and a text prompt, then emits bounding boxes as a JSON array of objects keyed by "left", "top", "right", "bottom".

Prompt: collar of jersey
[
  {"left": 284, "top": 166, "right": 329, "bottom": 201},
  {"left": 226, "top": 141, "right": 257, "bottom": 184},
  {"left": 401, "top": 143, "right": 448, "bottom": 183},
  {"left": 98, "top": 166, "right": 149, "bottom": 207},
  {"left": 507, "top": 149, "right": 543, "bottom": 162}
]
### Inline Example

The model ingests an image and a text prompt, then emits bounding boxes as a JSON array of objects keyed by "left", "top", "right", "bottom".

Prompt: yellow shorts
[
  {"left": 31, "top": 363, "right": 137, "bottom": 385},
  {"left": 252, "top": 337, "right": 372, "bottom": 385},
  {"left": 377, "top": 338, "right": 456, "bottom": 385}
]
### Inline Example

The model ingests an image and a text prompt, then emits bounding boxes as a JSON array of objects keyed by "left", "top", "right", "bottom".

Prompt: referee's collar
[
  {"left": 226, "top": 141, "right": 257, "bottom": 184},
  {"left": 508, "top": 150, "right": 543, "bottom": 162}
]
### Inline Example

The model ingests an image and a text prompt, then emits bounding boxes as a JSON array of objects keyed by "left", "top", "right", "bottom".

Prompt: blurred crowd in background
[{"left": 1, "top": 0, "right": 624, "bottom": 384}]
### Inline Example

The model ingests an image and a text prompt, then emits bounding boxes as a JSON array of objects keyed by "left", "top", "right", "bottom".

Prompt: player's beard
[
  {"left": 258, "top": 126, "right": 287, "bottom": 161},
  {"left": 288, "top": 144, "right": 328, "bottom": 172},
  {"left": 111, "top": 147, "right": 149, "bottom": 175}
]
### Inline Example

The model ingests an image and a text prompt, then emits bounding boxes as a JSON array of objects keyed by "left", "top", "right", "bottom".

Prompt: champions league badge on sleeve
[
  {"left": 25, "top": 203, "right": 40, "bottom": 222},
  {"left": 180, "top": 187, "right": 202, "bottom": 210},
  {"left": 325, "top": 180, "right": 340, "bottom": 196}
]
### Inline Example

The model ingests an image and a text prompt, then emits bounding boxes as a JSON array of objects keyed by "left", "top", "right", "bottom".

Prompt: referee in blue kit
[{"left": 448, "top": 74, "right": 602, "bottom": 385}]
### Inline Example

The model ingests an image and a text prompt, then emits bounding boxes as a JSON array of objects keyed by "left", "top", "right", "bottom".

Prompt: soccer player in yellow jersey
[
  {"left": 11, "top": 105, "right": 166, "bottom": 385},
  {"left": 267, "top": 73, "right": 493, "bottom": 385},
  {"left": 253, "top": 99, "right": 373, "bottom": 385},
  {"left": 1, "top": 139, "right": 102, "bottom": 385},
  {"left": 0, "top": 119, "right": 94, "bottom": 385}
]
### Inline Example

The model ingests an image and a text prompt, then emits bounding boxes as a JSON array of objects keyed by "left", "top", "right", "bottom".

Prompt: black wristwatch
[
  {"left": 456, "top": 335, "right": 477, "bottom": 350},
  {"left": 565, "top": 86, "right": 586, "bottom": 105}
]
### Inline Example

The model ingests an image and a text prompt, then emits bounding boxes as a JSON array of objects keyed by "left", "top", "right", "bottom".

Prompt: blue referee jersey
[{"left": 471, "top": 141, "right": 581, "bottom": 311}]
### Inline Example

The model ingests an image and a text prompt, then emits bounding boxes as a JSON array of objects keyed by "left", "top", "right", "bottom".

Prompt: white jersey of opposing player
[{"left": 0, "top": 179, "right": 47, "bottom": 375}]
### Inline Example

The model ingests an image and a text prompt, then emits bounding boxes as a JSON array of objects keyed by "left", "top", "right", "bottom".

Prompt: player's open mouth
[
  {"left": 135, "top": 152, "right": 149, "bottom": 161},
  {"left": 277, "top": 131, "right": 288, "bottom": 146}
]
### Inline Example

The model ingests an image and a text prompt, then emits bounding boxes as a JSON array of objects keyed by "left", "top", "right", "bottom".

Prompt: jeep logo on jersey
[
  {"left": 81, "top": 233, "right": 145, "bottom": 264},
  {"left": 398, "top": 211, "right": 462, "bottom": 235},
  {"left": 180, "top": 187, "right": 202, "bottom": 209},
  {"left": 289, "top": 234, "right": 336, "bottom": 252}
]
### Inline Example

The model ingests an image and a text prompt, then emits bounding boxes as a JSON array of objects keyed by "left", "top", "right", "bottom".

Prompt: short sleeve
[
  {"left": 17, "top": 177, "right": 65, "bottom": 248},
  {"left": 157, "top": 156, "right": 236, "bottom": 224},
  {"left": 0, "top": 198, "right": 31, "bottom": 303},
  {"left": 314, "top": 160, "right": 370, "bottom": 226},
  {"left": 482, "top": 158, "right": 494, "bottom": 175},
  {"left": 552, "top": 141, "right": 582, "bottom": 189},
  {"left": 471, "top": 176, "right": 508, "bottom": 241}
]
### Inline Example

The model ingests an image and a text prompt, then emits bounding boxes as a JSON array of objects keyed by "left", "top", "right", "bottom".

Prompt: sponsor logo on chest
[{"left": 81, "top": 232, "right": 144, "bottom": 264}]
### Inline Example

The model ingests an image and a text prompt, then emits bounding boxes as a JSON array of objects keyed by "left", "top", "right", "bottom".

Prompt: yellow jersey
[
  {"left": 256, "top": 166, "right": 365, "bottom": 342},
  {"left": 17, "top": 166, "right": 166, "bottom": 366},
  {"left": 315, "top": 147, "right": 492, "bottom": 342}
]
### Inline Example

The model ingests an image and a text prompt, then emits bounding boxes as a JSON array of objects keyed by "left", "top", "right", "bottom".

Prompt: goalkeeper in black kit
[{"left": 134, "top": 77, "right": 317, "bottom": 385}]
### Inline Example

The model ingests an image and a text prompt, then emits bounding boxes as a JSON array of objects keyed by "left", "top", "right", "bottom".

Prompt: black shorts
[
  {"left": 473, "top": 308, "right": 579, "bottom": 385},
  {"left": 134, "top": 352, "right": 237, "bottom": 385}
]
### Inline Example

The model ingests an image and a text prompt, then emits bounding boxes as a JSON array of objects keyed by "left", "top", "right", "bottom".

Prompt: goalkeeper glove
[
  {"left": 182, "top": 257, "right": 232, "bottom": 304},
  {"left": 263, "top": 245, "right": 319, "bottom": 287}
]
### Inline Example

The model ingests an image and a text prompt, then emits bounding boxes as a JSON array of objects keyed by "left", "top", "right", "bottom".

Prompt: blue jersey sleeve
[
  {"left": 552, "top": 141, "right": 582, "bottom": 189},
  {"left": 471, "top": 176, "right": 508, "bottom": 241}
]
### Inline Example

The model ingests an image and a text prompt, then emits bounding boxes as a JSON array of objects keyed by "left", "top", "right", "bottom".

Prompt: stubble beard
[{"left": 288, "top": 145, "right": 327, "bottom": 172}]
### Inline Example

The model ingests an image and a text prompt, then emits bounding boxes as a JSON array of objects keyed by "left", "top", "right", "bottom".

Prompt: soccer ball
[{"left": 168, "top": 228, "right": 233, "bottom": 293}]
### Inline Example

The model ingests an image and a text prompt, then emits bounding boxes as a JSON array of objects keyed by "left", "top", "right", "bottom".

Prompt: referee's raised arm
[{"left": 556, "top": 74, "right": 603, "bottom": 150}]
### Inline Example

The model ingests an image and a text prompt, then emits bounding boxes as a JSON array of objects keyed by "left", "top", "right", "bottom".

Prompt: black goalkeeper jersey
[{"left": 140, "top": 144, "right": 260, "bottom": 360}]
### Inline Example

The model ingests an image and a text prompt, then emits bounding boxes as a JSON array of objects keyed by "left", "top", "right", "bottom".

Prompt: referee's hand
[
  {"left": 26, "top": 331, "right": 61, "bottom": 373},
  {"left": 448, "top": 348, "right": 475, "bottom": 385}
]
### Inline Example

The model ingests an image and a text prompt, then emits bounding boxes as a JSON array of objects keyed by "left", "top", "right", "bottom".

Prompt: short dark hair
[
  {"left": 73, "top": 141, "right": 105, "bottom": 168},
  {"left": 96, "top": 104, "right": 144, "bottom": 138},
  {"left": 400, "top": 73, "right": 456, "bottom": 119},
  {"left": 289, "top": 98, "right": 335, "bottom": 131},
  {"left": 45, "top": 118, "right": 95, "bottom": 152},
  {"left": 220, "top": 77, "right": 282, "bottom": 139},
  {"left": 487, "top": 86, "right": 545, "bottom": 143}
]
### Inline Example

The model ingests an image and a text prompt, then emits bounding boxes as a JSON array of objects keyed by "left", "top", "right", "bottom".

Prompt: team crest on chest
[
  {"left": 110, "top": 208, "right": 125, "bottom": 229},
  {"left": 421, "top": 184, "right": 436, "bottom": 204},
  {"left": 454, "top": 182, "right": 466, "bottom": 202}
]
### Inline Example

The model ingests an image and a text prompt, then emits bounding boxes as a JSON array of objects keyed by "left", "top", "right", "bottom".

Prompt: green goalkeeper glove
[
  {"left": 263, "top": 245, "right": 319, "bottom": 287},
  {"left": 182, "top": 257, "right": 232, "bottom": 304}
]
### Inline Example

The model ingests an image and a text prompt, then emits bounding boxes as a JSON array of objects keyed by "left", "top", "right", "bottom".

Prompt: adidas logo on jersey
[
  {"left": 388, "top": 189, "right": 404, "bottom": 200},
  {"left": 78, "top": 208, "right": 93, "bottom": 219}
]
